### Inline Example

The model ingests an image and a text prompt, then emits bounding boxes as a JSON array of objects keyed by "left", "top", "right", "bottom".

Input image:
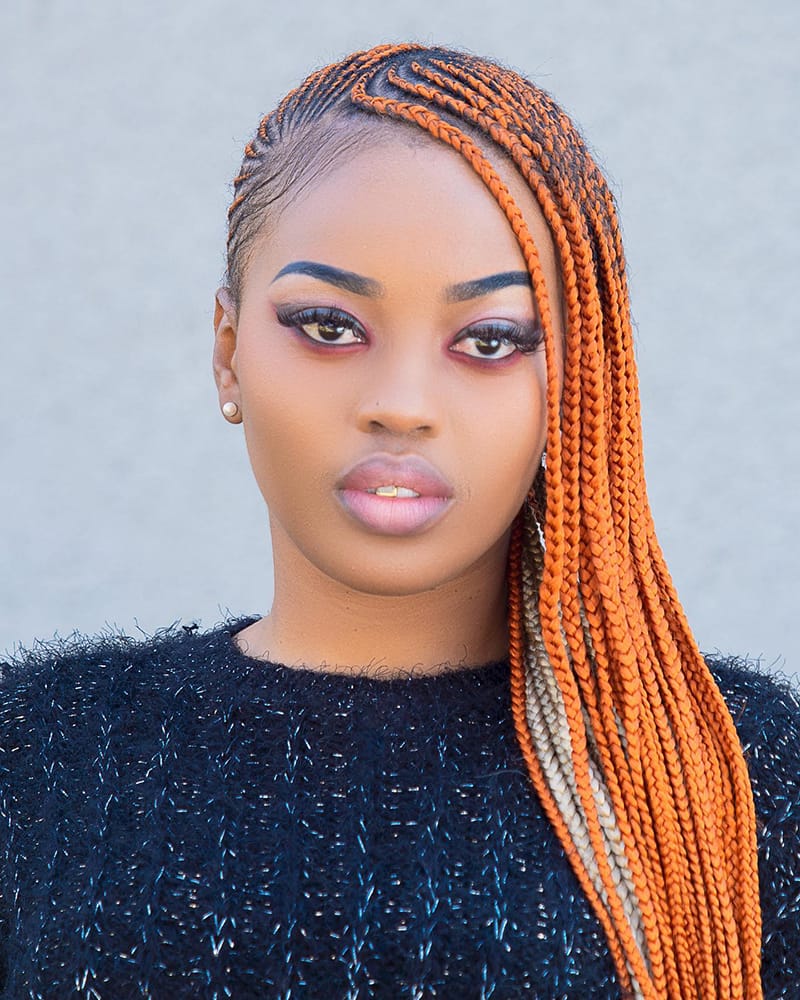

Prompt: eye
[
  {"left": 453, "top": 333, "right": 518, "bottom": 360},
  {"left": 275, "top": 306, "right": 367, "bottom": 346},
  {"left": 450, "top": 322, "right": 542, "bottom": 361}
]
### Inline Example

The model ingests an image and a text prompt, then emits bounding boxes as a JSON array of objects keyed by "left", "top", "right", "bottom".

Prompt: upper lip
[{"left": 337, "top": 454, "right": 453, "bottom": 498}]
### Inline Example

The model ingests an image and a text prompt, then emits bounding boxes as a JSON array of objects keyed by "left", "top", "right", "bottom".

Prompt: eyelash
[{"left": 274, "top": 306, "right": 543, "bottom": 360}]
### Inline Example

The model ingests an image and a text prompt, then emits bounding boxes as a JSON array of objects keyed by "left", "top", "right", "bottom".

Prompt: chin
[
  {"left": 317, "top": 543, "right": 504, "bottom": 600},
  {"left": 329, "top": 562, "right": 456, "bottom": 599}
]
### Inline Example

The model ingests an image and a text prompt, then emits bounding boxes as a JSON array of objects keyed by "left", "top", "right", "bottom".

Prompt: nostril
[{"left": 367, "top": 418, "right": 432, "bottom": 436}]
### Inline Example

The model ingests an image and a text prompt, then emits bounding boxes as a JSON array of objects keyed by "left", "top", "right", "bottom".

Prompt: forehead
[{"left": 247, "top": 136, "right": 559, "bottom": 294}]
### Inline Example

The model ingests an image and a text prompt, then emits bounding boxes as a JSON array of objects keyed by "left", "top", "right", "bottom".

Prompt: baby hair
[{"left": 226, "top": 44, "right": 762, "bottom": 1000}]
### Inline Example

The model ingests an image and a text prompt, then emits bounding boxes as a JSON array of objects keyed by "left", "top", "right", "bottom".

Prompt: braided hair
[{"left": 226, "top": 44, "right": 762, "bottom": 1000}]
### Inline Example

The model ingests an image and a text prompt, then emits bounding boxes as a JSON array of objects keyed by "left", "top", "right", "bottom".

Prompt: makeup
[{"left": 337, "top": 455, "right": 453, "bottom": 536}]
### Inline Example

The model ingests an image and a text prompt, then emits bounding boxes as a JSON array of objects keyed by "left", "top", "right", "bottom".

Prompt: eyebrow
[
  {"left": 271, "top": 261, "right": 532, "bottom": 302},
  {"left": 445, "top": 271, "right": 531, "bottom": 302},
  {"left": 271, "top": 261, "right": 384, "bottom": 297}
]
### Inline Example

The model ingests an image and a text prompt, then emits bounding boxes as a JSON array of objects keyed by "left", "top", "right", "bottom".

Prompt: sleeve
[{"left": 709, "top": 658, "right": 800, "bottom": 999}]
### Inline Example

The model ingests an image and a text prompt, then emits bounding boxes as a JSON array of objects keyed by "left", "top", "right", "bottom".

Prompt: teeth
[{"left": 369, "top": 485, "right": 420, "bottom": 498}]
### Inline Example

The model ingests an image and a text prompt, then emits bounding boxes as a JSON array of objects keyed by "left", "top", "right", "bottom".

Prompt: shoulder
[
  {"left": 0, "top": 619, "right": 255, "bottom": 759},
  {"left": 706, "top": 654, "right": 800, "bottom": 792},
  {"left": 1, "top": 621, "right": 192, "bottom": 688},
  {"left": 706, "top": 653, "right": 800, "bottom": 842},
  {"left": 706, "top": 654, "right": 800, "bottom": 994},
  {"left": 1, "top": 620, "right": 221, "bottom": 696}
]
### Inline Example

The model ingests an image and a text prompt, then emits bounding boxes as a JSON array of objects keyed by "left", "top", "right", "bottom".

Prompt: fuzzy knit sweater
[{"left": 0, "top": 620, "right": 798, "bottom": 999}]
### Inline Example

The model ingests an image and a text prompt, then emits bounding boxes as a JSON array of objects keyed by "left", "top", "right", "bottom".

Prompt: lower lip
[{"left": 337, "top": 489, "right": 452, "bottom": 536}]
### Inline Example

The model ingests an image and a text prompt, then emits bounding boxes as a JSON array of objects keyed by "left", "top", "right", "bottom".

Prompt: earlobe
[{"left": 213, "top": 287, "right": 243, "bottom": 422}]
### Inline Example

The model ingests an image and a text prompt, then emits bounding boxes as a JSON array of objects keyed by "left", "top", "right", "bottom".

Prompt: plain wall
[{"left": 1, "top": 1, "right": 798, "bottom": 682}]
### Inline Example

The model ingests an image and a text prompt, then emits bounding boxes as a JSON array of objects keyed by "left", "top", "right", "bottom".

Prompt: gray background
[{"left": 1, "top": 1, "right": 797, "bottom": 682}]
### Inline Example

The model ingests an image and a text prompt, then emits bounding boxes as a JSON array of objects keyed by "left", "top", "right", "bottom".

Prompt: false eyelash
[{"left": 499, "top": 324, "right": 544, "bottom": 354}]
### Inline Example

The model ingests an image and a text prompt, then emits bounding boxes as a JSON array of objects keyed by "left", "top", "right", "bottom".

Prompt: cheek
[{"left": 235, "top": 343, "right": 338, "bottom": 501}]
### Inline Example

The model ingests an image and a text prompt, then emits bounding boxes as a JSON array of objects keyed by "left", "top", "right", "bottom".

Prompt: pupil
[
  {"left": 477, "top": 337, "right": 501, "bottom": 355},
  {"left": 319, "top": 324, "right": 343, "bottom": 342}
]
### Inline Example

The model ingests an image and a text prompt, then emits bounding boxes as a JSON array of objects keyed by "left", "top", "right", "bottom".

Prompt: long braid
[{"left": 226, "top": 45, "right": 763, "bottom": 998}]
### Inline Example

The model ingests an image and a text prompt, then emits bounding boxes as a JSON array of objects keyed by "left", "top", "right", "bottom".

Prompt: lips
[{"left": 336, "top": 455, "right": 454, "bottom": 536}]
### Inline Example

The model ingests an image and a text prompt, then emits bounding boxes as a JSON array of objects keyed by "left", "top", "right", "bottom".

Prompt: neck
[{"left": 235, "top": 527, "right": 511, "bottom": 677}]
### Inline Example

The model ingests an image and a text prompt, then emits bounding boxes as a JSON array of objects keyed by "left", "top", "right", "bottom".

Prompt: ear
[{"left": 213, "top": 287, "right": 242, "bottom": 416}]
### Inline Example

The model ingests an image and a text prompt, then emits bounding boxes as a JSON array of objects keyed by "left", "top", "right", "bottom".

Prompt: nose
[{"left": 355, "top": 347, "right": 441, "bottom": 438}]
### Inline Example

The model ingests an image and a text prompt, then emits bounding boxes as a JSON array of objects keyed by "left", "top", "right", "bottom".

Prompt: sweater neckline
[{"left": 218, "top": 617, "right": 510, "bottom": 688}]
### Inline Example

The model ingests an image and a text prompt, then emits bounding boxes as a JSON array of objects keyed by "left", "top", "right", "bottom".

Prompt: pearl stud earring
[{"left": 222, "top": 401, "right": 240, "bottom": 422}]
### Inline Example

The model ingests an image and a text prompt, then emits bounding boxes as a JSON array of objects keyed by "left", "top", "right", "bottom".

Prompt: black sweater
[{"left": 0, "top": 621, "right": 798, "bottom": 998}]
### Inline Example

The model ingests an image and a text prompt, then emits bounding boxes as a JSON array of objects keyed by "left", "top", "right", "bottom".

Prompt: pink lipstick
[{"left": 336, "top": 455, "right": 453, "bottom": 536}]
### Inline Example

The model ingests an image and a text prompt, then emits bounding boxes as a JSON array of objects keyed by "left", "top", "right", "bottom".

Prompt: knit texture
[{"left": 0, "top": 621, "right": 797, "bottom": 999}]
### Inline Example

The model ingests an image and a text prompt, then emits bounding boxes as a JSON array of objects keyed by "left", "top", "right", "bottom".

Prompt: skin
[{"left": 213, "top": 137, "right": 564, "bottom": 674}]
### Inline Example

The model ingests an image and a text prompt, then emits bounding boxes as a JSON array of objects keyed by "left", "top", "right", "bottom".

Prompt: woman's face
[{"left": 215, "top": 136, "right": 563, "bottom": 599}]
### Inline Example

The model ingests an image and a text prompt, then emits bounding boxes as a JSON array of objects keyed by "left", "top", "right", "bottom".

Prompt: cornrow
[{"left": 226, "top": 44, "right": 763, "bottom": 999}]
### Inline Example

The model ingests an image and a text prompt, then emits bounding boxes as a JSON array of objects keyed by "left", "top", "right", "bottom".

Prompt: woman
[{"left": 1, "top": 43, "right": 797, "bottom": 999}]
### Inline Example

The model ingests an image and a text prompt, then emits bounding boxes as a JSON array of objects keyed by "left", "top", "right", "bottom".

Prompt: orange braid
[{"left": 226, "top": 45, "right": 763, "bottom": 998}]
